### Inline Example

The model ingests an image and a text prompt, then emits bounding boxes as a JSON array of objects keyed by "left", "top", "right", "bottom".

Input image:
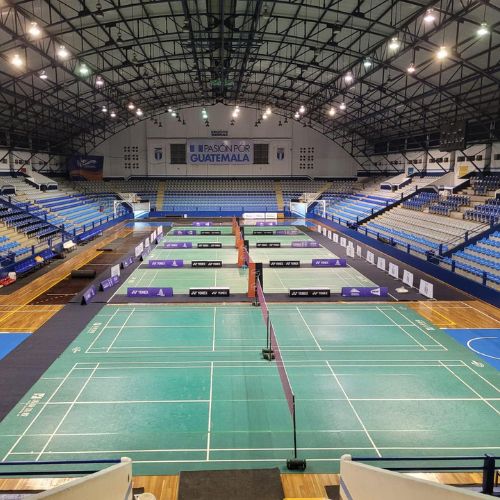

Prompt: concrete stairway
[{"left": 156, "top": 181, "right": 166, "bottom": 210}]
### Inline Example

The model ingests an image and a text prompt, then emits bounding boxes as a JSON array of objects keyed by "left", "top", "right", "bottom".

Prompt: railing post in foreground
[{"left": 481, "top": 455, "right": 495, "bottom": 495}]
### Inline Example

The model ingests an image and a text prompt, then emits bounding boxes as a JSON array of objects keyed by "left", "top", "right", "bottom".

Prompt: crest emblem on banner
[
  {"left": 277, "top": 147, "right": 285, "bottom": 160},
  {"left": 154, "top": 147, "right": 163, "bottom": 161}
]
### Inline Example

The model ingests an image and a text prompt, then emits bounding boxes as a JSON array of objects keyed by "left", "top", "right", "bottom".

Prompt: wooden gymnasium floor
[{"left": 0, "top": 221, "right": 498, "bottom": 498}]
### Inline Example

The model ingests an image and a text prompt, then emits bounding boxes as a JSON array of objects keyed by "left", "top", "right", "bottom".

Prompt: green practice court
[
  {"left": 116, "top": 268, "right": 250, "bottom": 295},
  {"left": 118, "top": 224, "right": 374, "bottom": 295},
  {"left": 145, "top": 246, "right": 239, "bottom": 265},
  {"left": 0, "top": 304, "right": 498, "bottom": 475}
]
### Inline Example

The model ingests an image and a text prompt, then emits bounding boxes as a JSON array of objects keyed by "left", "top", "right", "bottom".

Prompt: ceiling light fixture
[
  {"left": 102, "top": 105, "right": 108, "bottom": 113},
  {"left": 363, "top": 58, "right": 372, "bottom": 68},
  {"left": 344, "top": 72, "right": 354, "bottom": 84},
  {"left": 477, "top": 22, "right": 489, "bottom": 37},
  {"left": 436, "top": 46, "right": 448, "bottom": 60},
  {"left": 294, "top": 112, "right": 300, "bottom": 119},
  {"left": 79, "top": 63, "right": 90, "bottom": 76},
  {"left": 407, "top": 63, "right": 416, "bottom": 74},
  {"left": 95, "top": 75, "right": 104, "bottom": 87},
  {"left": 39, "top": 70, "right": 48, "bottom": 80},
  {"left": 423, "top": 8, "right": 436, "bottom": 23},
  {"left": 128, "top": 102, "right": 135, "bottom": 110},
  {"left": 136, "top": 108, "right": 143, "bottom": 117},
  {"left": 171, "top": 111, "right": 177, "bottom": 117},
  {"left": 110, "top": 110, "right": 117, "bottom": 118},
  {"left": 262, "top": 3, "right": 270, "bottom": 20},
  {"left": 265, "top": 106, "right": 272, "bottom": 115},
  {"left": 57, "top": 45, "right": 69, "bottom": 59},
  {"left": 10, "top": 53, "right": 23, "bottom": 67},
  {"left": 328, "top": 106, "right": 336, "bottom": 117},
  {"left": 95, "top": 1, "right": 104, "bottom": 17},
  {"left": 299, "top": 105, "right": 305, "bottom": 114},
  {"left": 339, "top": 102, "right": 346, "bottom": 110},
  {"left": 28, "top": 21, "right": 41, "bottom": 38},
  {"left": 388, "top": 37, "right": 400, "bottom": 51}
]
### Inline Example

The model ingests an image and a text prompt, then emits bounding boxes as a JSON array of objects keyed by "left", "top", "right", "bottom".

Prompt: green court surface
[
  {"left": 0, "top": 304, "right": 498, "bottom": 475},
  {"left": 116, "top": 268, "right": 250, "bottom": 295},
  {"left": 145, "top": 246, "right": 239, "bottom": 265},
  {"left": 119, "top": 224, "right": 373, "bottom": 295}
]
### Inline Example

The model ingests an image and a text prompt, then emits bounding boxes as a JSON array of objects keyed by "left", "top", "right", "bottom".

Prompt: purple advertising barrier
[
  {"left": 291, "top": 241, "right": 320, "bottom": 248},
  {"left": 148, "top": 259, "right": 184, "bottom": 268},
  {"left": 100, "top": 274, "right": 120, "bottom": 291},
  {"left": 127, "top": 287, "right": 174, "bottom": 297},
  {"left": 276, "top": 230, "right": 300, "bottom": 235},
  {"left": 256, "top": 221, "right": 278, "bottom": 226},
  {"left": 341, "top": 286, "right": 388, "bottom": 297},
  {"left": 312, "top": 258, "right": 347, "bottom": 267},
  {"left": 172, "top": 229, "right": 197, "bottom": 235},
  {"left": 121, "top": 256, "right": 134, "bottom": 268},
  {"left": 81, "top": 285, "right": 97, "bottom": 305},
  {"left": 192, "top": 221, "right": 213, "bottom": 226},
  {"left": 164, "top": 242, "right": 193, "bottom": 249}
]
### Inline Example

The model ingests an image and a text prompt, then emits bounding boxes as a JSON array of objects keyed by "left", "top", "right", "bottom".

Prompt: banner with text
[
  {"left": 187, "top": 139, "right": 253, "bottom": 165},
  {"left": 67, "top": 155, "right": 103, "bottom": 180}
]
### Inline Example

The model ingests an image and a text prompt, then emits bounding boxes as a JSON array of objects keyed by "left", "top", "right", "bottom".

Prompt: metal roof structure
[{"left": 0, "top": 0, "right": 499, "bottom": 160}]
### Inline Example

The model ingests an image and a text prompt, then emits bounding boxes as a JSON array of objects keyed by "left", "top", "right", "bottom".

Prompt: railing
[
  {"left": 0, "top": 459, "right": 121, "bottom": 477},
  {"left": 351, "top": 455, "right": 498, "bottom": 495}
]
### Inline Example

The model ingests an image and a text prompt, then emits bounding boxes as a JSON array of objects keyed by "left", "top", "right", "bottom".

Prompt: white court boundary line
[
  {"left": 6, "top": 359, "right": 499, "bottom": 461},
  {"left": 325, "top": 361, "right": 381, "bottom": 457}
]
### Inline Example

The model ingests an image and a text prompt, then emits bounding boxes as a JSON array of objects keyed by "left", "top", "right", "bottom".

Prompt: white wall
[
  {"left": 491, "top": 142, "right": 500, "bottom": 172},
  {"left": 91, "top": 104, "right": 358, "bottom": 178},
  {"left": 404, "top": 151, "right": 426, "bottom": 174},
  {"left": 426, "top": 149, "right": 454, "bottom": 173},
  {"left": 455, "top": 144, "right": 490, "bottom": 176},
  {"left": 0, "top": 149, "right": 65, "bottom": 176}
]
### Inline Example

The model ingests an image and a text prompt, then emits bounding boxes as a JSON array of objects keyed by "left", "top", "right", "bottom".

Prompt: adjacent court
[
  {"left": 117, "top": 223, "right": 375, "bottom": 295},
  {"left": 0, "top": 303, "right": 498, "bottom": 476}
]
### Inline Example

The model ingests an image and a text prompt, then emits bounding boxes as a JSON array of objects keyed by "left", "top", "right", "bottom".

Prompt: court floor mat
[{"left": 0, "top": 303, "right": 498, "bottom": 475}]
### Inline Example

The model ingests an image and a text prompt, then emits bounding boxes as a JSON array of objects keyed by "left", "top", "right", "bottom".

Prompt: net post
[
  {"left": 262, "top": 315, "right": 274, "bottom": 360},
  {"left": 286, "top": 396, "right": 306, "bottom": 471}
]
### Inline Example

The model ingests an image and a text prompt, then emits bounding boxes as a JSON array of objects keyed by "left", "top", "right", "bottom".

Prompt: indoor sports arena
[{"left": 0, "top": 1, "right": 499, "bottom": 499}]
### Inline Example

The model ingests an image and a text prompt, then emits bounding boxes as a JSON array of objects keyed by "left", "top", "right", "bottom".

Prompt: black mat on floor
[
  {"left": 325, "top": 484, "right": 340, "bottom": 499},
  {"left": 0, "top": 302, "right": 105, "bottom": 421},
  {"left": 178, "top": 468, "right": 284, "bottom": 500}
]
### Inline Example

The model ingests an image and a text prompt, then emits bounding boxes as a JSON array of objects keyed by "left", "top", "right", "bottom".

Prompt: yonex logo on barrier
[
  {"left": 341, "top": 287, "right": 388, "bottom": 297},
  {"left": 127, "top": 287, "right": 174, "bottom": 297}
]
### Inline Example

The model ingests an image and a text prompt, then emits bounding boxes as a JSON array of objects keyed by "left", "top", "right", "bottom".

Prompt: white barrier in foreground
[
  {"left": 33, "top": 458, "right": 144, "bottom": 499},
  {"left": 340, "top": 455, "right": 484, "bottom": 500}
]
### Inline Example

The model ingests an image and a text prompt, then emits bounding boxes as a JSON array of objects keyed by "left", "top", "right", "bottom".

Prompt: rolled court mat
[{"left": 71, "top": 269, "right": 97, "bottom": 279}]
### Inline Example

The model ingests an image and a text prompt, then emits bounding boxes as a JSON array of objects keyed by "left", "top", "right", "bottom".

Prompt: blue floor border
[
  {"left": 443, "top": 329, "right": 500, "bottom": 370},
  {"left": 0, "top": 333, "right": 31, "bottom": 360}
]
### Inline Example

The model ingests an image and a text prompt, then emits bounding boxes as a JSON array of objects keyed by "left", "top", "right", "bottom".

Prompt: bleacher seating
[
  {"left": 162, "top": 179, "right": 278, "bottom": 212},
  {"left": 464, "top": 198, "right": 500, "bottom": 224},
  {"left": 428, "top": 194, "right": 470, "bottom": 216},
  {"left": 402, "top": 191, "right": 438, "bottom": 210},
  {"left": 361, "top": 207, "right": 487, "bottom": 256},
  {"left": 441, "top": 231, "right": 500, "bottom": 289},
  {"left": 471, "top": 175, "right": 500, "bottom": 195}
]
